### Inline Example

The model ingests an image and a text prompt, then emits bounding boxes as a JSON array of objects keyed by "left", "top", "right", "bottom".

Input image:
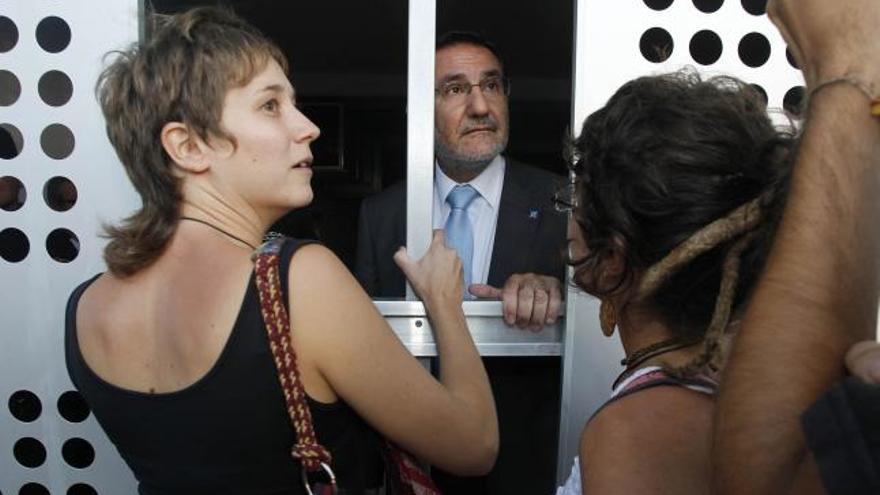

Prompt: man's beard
[{"left": 435, "top": 122, "right": 508, "bottom": 178}]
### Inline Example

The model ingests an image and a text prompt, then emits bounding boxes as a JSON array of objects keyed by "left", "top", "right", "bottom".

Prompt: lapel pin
[{"left": 529, "top": 208, "right": 539, "bottom": 220}]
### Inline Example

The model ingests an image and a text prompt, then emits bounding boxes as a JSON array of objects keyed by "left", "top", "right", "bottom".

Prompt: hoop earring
[{"left": 600, "top": 299, "right": 617, "bottom": 337}]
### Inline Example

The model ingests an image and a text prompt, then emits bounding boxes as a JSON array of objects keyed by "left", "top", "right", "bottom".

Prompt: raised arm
[
  {"left": 288, "top": 231, "right": 498, "bottom": 475},
  {"left": 713, "top": 1, "right": 880, "bottom": 493}
]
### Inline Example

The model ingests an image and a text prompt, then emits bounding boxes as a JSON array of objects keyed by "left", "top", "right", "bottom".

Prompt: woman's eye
[{"left": 262, "top": 99, "right": 279, "bottom": 112}]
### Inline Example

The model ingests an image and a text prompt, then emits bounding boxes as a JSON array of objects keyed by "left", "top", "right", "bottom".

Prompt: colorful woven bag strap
[
  {"left": 384, "top": 442, "right": 442, "bottom": 495},
  {"left": 254, "top": 237, "right": 439, "bottom": 495},
  {"left": 252, "top": 238, "right": 333, "bottom": 473}
]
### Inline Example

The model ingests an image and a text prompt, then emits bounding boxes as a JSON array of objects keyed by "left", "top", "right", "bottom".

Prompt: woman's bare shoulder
[
  {"left": 286, "top": 243, "right": 370, "bottom": 303},
  {"left": 580, "top": 386, "right": 714, "bottom": 494},
  {"left": 286, "top": 242, "right": 349, "bottom": 276},
  {"left": 77, "top": 272, "right": 138, "bottom": 334},
  {"left": 74, "top": 272, "right": 151, "bottom": 385}
]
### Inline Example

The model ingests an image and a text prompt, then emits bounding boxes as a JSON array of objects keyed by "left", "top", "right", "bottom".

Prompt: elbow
[
  {"left": 470, "top": 399, "right": 500, "bottom": 475},
  {"left": 451, "top": 422, "right": 499, "bottom": 476},
  {"left": 427, "top": 394, "right": 499, "bottom": 475},
  {"left": 472, "top": 431, "right": 500, "bottom": 475}
]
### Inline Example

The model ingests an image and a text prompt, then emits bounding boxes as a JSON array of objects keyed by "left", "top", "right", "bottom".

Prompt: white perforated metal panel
[
  {"left": 1, "top": 1, "right": 141, "bottom": 493},
  {"left": 573, "top": 0, "right": 803, "bottom": 129}
]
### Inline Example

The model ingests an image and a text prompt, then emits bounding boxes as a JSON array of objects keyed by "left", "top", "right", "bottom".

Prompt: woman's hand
[{"left": 394, "top": 230, "right": 464, "bottom": 310}]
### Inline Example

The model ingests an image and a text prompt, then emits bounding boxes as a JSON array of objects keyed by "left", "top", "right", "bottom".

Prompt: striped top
[{"left": 612, "top": 366, "right": 717, "bottom": 398}]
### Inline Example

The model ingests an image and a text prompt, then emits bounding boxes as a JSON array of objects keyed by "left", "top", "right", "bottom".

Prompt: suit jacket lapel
[{"left": 488, "top": 160, "right": 543, "bottom": 287}]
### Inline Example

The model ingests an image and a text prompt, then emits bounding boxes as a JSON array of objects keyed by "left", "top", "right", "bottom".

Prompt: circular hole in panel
[
  {"left": 36, "top": 16, "right": 71, "bottom": 53},
  {"left": 0, "top": 228, "right": 29, "bottom": 262},
  {"left": 786, "top": 47, "right": 800, "bottom": 69},
  {"left": 693, "top": 0, "right": 724, "bottom": 13},
  {"left": 783, "top": 86, "right": 806, "bottom": 116},
  {"left": 14, "top": 438, "right": 47, "bottom": 468},
  {"left": 43, "top": 176, "right": 77, "bottom": 212},
  {"left": 750, "top": 84, "right": 768, "bottom": 106},
  {"left": 58, "top": 391, "right": 90, "bottom": 423},
  {"left": 644, "top": 0, "right": 674, "bottom": 10},
  {"left": 0, "top": 70, "right": 21, "bottom": 106},
  {"left": 0, "top": 17, "right": 18, "bottom": 52},
  {"left": 47, "top": 228, "right": 80, "bottom": 263},
  {"left": 0, "top": 123, "right": 24, "bottom": 159},
  {"left": 62, "top": 438, "right": 95, "bottom": 468},
  {"left": 738, "top": 32, "right": 771, "bottom": 67},
  {"left": 8, "top": 390, "right": 41, "bottom": 422},
  {"left": 1, "top": 176, "right": 27, "bottom": 211},
  {"left": 18, "top": 484, "right": 49, "bottom": 495},
  {"left": 67, "top": 484, "right": 98, "bottom": 495},
  {"left": 639, "top": 27, "right": 674, "bottom": 63},
  {"left": 41, "top": 123, "right": 75, "bottom": 159},
  {"left": 689, "top": 30, "right": 723, "bottom": 65},
  {"left": 741, "top": 0, "right": 767, "bottom": 15},
  {"left": 38, "top": 71, "right": 73, "bottom": 107}
]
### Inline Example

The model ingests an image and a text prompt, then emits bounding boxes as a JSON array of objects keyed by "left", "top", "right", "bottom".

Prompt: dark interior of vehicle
[{"left": 151, "top": 0, "right": 574, "bottom": 268}]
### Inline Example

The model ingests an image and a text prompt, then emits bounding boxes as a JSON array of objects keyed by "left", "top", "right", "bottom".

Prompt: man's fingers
[
  {"left": 431, "top": 229, "right": 446, "bottom": 247},
  {"left": 501, "top": 277, "right": 521, "bottom": 325},
  {"left": 516, "top": 284, "right": 535, "bottom": 328},
  {"left": 469, "top": 283, "right": 503, "bottom": 299},
  {"left": 529, "top": 288, "right": 549, "bottom": 331},
  {"left": 545, "top": 285, "right": 563, "bottom": 325},
  {"left": 494, "top": 274, "right": 566, "bottom": 329},
  {"left": 845, "top": 340, "right": 880, "bottom": 384}
]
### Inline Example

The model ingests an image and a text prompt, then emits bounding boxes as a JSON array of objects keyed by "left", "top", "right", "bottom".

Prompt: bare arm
[
  {"left": 288, "top": 232, "right": 498, "bottom": 475},
  {"left": 713, "top": 1, "right": 880, "bottom": 492}
]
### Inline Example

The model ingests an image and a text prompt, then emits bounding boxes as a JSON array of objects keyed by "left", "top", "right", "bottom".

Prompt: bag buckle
[{"left": 302, "top": 462, "right": 338, "bottom": 495}]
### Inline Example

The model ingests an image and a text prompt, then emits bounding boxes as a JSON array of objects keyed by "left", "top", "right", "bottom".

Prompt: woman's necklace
[
  {"left": 179, "top": 216, "right": 257, "bottom": 250},
  {"left": 611, "top": 337, "right": 701, "bottom": 390}
]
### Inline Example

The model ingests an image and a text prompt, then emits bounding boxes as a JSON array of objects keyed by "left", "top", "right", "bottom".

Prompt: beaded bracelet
[{"left": 809, "top": 76, "right": 880, "bottom": 117}]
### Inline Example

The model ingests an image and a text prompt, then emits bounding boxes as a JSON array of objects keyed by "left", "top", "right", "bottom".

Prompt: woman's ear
[
  {"left": 160, "top": 122, "right": 210, "bottom": 174},
  {"left": 597, "top": 235, "right": 627, "bottom": 292}
]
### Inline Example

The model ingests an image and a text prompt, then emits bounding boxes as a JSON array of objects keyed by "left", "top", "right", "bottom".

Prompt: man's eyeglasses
[
  {"left": 552, "top": 180, "right": 578, "bottom": 213},
  {"left": 435, "top": 76, "right": 511, "bottom": 103}
]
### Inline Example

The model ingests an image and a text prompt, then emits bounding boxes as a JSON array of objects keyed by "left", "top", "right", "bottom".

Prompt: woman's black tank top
[{"left": 65, "top": 238, "right": 384, "bottom": 494}]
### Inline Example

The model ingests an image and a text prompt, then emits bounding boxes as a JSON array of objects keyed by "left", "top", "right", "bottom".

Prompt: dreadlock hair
[
  {"left": 97, "top": 6, "right": 287, "bottom": 277},
  {"left": 565, "top": 69, "right": 795, "bottom": 376}
]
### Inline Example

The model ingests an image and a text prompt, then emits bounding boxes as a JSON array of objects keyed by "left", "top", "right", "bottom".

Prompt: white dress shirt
[{"left": 433, "top": 155, "right": 506, "bottom": 286}]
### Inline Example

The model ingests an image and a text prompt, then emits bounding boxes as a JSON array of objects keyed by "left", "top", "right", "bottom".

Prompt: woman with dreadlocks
[{"left": 555, "top": 69, "right": 794, "bottom": 495}]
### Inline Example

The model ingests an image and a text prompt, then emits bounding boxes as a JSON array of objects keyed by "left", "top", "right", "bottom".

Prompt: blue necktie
[{"left": 445, "top": 185, "right": 479, "bottom": 297}]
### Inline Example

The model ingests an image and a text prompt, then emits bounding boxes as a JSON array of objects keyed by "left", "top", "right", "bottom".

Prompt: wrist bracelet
[{"left": 809, "top": 76, "right": 880, "bottom": 117}]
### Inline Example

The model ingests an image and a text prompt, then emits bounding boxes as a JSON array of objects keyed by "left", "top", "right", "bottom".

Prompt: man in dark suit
[
  {"left": 356, "top": 32, "right": 567, "bottom": 495},
  {"left": 355, "top": 161, "right": 565, "bottom": 301}
]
